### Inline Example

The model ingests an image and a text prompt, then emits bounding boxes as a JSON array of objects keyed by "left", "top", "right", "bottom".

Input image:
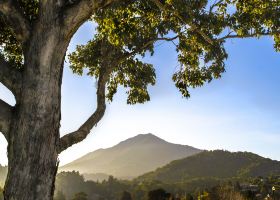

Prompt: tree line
[{"left": 51, "top": 171, "right": 280, "bottom": 200}]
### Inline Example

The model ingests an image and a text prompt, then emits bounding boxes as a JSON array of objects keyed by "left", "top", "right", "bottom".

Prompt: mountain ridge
[
  {"left": 60, "top": 133, "right": 202, "bottom": 179},
  {"left": 136, "top": 150, "right": 280, "bottom": 184}
]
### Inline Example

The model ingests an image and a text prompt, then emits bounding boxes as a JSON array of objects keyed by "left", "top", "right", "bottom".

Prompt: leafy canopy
[
  {"left": 1, "top": 0, "right": 280, "bottom": 102},
  {"left": 0, "top": 0, "right": 38, "bottom": 67}
]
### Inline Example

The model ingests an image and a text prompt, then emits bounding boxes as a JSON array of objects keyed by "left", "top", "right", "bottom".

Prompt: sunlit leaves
[
  {"left": 228, "top": 0, "right": 280, "bottom": 49},
  {"left": 69, "top": 38, "right": 156, "bottom": 104},
  {"left": 171, "top": 28, "right": 227, "bottom": 98},
  {"left": 69, "top": 39, "right": 103, "bottom": 77},
  {"left": 93, "top": 0, "right": 166, "bottom": 55},
  {"left": 107, "top": 58, "right": 155, "bottom": 104},
  {"left": 0, "top": 18, "right": 23, "bottom": 68},
  {"left": 1, "top": 0, "right": 278, "bottom": 101},
  {"left": 69, "top": 0, "right": 280, "bottom": 102}
]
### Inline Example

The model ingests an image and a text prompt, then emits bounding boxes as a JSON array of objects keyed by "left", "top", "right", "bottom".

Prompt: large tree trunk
[
  {"left": 0, "top": 1, "right": 117, "bottom": 199},
  {"left": 3, "top": 24, "right": 68, "bottom": 200}
]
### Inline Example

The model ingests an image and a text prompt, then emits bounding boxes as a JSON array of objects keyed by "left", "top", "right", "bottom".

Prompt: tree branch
[
  {"left": 61, "top": 0, "right": 121, "bottom": 39},
  {"left": 0, "top": 56, "right": 22, "bottom": 98},
  {"left": 59, "top": 60, "right": 112, "bottom": 153},
  {"left": 218, "top": 32, "right": 272, "bottom": 41},
  {"left": 118, "top": 35, "right": 180, "bottom": 63},
  {"left": 151, "top": 0, "right": 215, "bottom": 46},
  {"left": 0, "top": 0, "right": 31, "bottom": 45},
  {"left": 0, "top": 99, "right": 13, "bottom": 140},
  {"left": 209, "top": 0, "right": 223, "bottom": 14}
]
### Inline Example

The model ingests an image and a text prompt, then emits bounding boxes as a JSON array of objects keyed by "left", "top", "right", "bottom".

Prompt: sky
[{"left": 0, "top": 21, "right": 280, "bottom": 166}]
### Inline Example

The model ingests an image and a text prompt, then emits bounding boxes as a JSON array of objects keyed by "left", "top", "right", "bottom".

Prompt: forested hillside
[
  {"left": 53, "top": 150, "right": 280, "bottom": 200},
  {"left": 53, "top": 171, "right": 280, "bottom": 200},
  {"left": 137, "top": 150, "right": 280, "bottom": 184}
]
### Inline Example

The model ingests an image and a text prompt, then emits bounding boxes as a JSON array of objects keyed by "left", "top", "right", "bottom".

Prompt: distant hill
[
  {"left": 137, "top": 150, "right": 280, "bottom": 184},
  {"left": 60, "top": 133, "right": 202, "bottom": 179}
]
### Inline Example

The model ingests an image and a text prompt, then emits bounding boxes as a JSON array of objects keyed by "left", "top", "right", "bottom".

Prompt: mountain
[
  {"left": 60, "top": 133, "right": 202, "bottom": 179},
  {"left": 137, "top": 150, "right": 280, "bottom": 184}
]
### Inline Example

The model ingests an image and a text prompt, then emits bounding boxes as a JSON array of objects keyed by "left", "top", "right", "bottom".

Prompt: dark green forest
[
  {"left": 138, "top": 150, "right": 280, "bottom": 183},
  {"left": 1, "top": 150, "right": 280, "bottom": 199},
  {"left": 50, "top": 151, "right": 280, "bottom": 199},
  {"left": 54, "top": 172, "right": 280, "bottom": 200}
]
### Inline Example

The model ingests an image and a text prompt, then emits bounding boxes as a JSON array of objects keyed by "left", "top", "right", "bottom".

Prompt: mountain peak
[
  {"left": 131, "top": 133, "right": 163, "bottom": 141},
  {"left": 131, "top": 133, "right": 160, "bottom": 139},
  {"left": 115, "top": 133, "right": 167, "bottom": 147}
]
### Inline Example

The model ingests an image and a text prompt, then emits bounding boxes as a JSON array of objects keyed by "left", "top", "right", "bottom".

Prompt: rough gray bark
[
  {"left": 2, "top": 2, "right": 69, "bottom": 199},
  {"left": 3, "top": 24, "right": 68, "bottom": 200},
  {"left": 0, "top": 99, "right": 13, "bottom": 140}
]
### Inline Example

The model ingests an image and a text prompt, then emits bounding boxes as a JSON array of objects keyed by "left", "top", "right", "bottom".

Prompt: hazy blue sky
[{"left": 0, "top": 22, "right": 279, "bottom": 166}]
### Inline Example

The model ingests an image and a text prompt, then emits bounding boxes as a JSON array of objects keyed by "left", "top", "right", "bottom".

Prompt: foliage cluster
[{"left": 1, "top": 0, "right": 280, "bottom": 101}]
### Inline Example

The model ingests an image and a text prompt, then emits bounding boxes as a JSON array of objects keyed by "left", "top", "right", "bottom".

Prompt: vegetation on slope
[
  {"left": 53, "top": 150, "right": 280, "bottom": 199},
  {"left": 53, "top": 171, "right": 280, "bottom": 200},
  {"left": 137, "top": 150, "right": 280, "bottom": 184}
]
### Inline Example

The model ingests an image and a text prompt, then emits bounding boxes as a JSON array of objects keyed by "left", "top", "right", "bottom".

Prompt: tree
[
  {"left": 55, "top": 171, "right": 85, "bottom": 200},
  {"left": 185, "top": 194, "right": 194, "bottom": 200},
  {"left": 0, "top": 0, "right": 279, "bottom": 200},
  {"left": 148, "top": 188, "right": 171, "bottom": 200},
  {"left": 54, "top": 191, "right": 66, "bottom": 200},
  {"left": 0, "top": 187, "right": 3, "bottom": 200},
  {"left": 209, "top": 183, "right": 245, "bottom": 200},
  {"left": 120, "top": 191, "right": 132, "bottom": 200},
  {"left": 72, "top": 192, "right": 88, "bottom": 200}
]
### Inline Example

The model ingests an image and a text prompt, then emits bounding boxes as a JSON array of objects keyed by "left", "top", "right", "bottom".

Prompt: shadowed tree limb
[
  {"left": 0, "top": 57, "right": 22, "bottom": 98},
  {"left": 59, "top": 67, "right": 111, "bottom": 153},
  {"left": 209, "top": 0, "right": 224, "bottom": 13},
  {"left": 119, "top": 35, "right": 180, "bottom": 62},
  {"left": 0, "top": 99, "right": 13, "bottom": 140},
  {"left": 59, "top": 42, "right": 114, "bottom": 152},
  {"left": 62, "top": 0, "right": 122, "bottom": 38},
  {"left": 0, "top": 0, "right": 31, "bottom": 45},
  {"left": 218, "top": 32, "right": 272, "bottom": 41}
]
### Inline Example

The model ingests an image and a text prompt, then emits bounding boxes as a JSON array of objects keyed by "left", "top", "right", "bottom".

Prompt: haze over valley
[{"left": 58, "top": 133, "right": 280, "bottom": 182}]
